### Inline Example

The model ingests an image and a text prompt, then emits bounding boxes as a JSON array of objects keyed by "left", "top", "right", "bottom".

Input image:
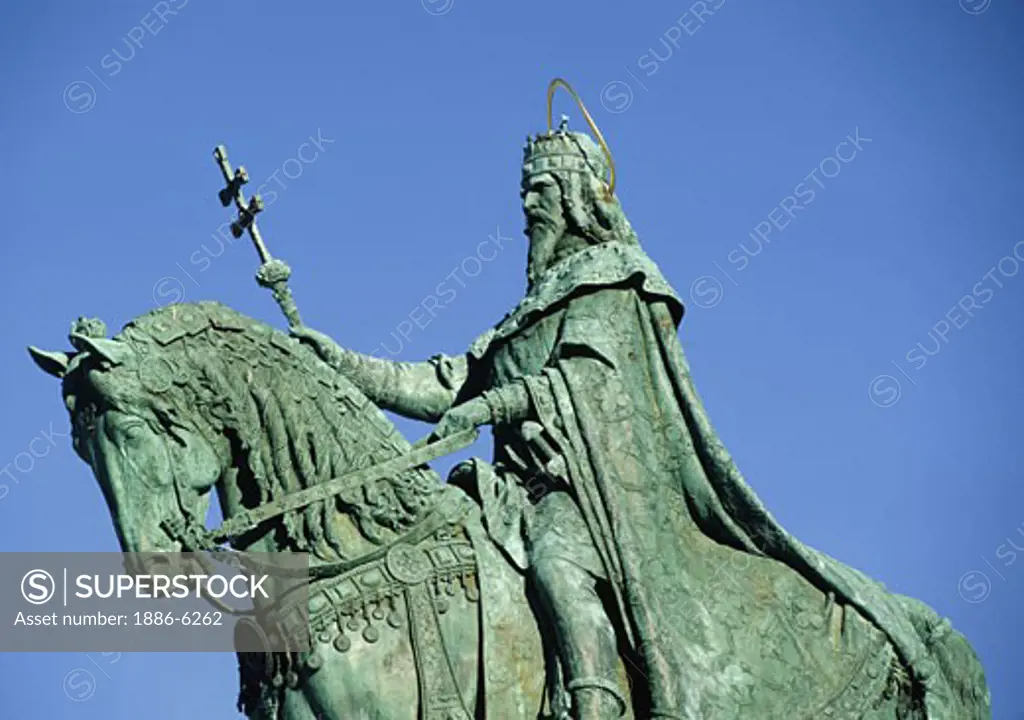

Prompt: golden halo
[{"left": 546, "top": 77, "right": 616, "bottom": 198}]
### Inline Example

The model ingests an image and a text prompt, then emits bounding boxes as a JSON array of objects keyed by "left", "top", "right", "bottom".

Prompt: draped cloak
[{"left": 457, "top": 241, "right": 988, "bottom": 719}]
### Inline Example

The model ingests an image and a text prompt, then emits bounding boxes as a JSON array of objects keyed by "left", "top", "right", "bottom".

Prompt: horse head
[
  {"left": 29, "top": 302, "right": 444, "bottom": 563},
  {"left": 29, "top": 314, "right": 222, "bottom": 554}
]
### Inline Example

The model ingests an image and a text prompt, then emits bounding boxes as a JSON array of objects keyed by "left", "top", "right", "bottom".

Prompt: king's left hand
[{"left": 428, "top": 397, "right": 492, "bottom": 443}]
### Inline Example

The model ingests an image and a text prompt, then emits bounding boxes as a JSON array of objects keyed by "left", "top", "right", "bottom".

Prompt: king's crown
[{"left": 522, "top": 115, "right": 609, "bottom": 187}]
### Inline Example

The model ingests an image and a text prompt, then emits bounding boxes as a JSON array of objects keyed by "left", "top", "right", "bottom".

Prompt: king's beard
[{"left": 526, "top": 222, "right": 563, "bottom": 290}]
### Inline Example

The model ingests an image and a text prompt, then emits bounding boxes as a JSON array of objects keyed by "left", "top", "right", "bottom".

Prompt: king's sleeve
[{"left": 334, "top": 349, "right": 471, "bottom": 422}]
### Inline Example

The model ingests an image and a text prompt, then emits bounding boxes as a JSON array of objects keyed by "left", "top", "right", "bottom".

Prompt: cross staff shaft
[
  {"left": 213, "top": 145, "right": 270, "bottom": 263},
  {"left": 212, "top": 144, "right": 302, "bottom": 327}
]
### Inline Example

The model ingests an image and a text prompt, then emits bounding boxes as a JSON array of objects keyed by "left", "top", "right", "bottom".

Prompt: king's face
[{"left": 521, "top": 173, "right": 562, "bottom": 240}]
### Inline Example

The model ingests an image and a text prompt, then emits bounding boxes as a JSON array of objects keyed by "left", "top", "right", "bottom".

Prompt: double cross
[{"left": 213, "top": 145, "right": 302, "bottom": 327}]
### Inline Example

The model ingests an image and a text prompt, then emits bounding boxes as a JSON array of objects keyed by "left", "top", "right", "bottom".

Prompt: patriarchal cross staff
[
  {"left": 212, "top": 143, "right": 453, "bottom": 452},
  {"left": 201, "top": 143, "right": 481, "bottom": 558},
  {"left": 213, "top": 144, "right": 303, "bottom": 328}
]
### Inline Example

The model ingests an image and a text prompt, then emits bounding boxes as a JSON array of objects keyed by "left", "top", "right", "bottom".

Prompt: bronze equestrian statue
[{"left": 30, "top": 80, "right": 989, "bottom": 719}]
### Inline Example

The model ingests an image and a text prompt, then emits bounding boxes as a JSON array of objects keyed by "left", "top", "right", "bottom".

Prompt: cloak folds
[{"left": 471, "top": 242, "right": 989, "bottom": 719}]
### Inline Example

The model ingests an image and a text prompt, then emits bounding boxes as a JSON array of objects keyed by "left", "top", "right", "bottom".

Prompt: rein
[{"left": 160, "top": 427, "right": 479, "bottom": 614}]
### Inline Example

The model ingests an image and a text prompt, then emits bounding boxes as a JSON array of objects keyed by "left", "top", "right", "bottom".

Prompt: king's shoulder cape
[{"left": 469, "top": 241, "right": 683, "bottom": 359}]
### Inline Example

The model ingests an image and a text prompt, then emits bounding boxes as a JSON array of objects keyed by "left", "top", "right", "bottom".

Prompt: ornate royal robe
[{"left": 448, "top": 240, "right": 988, "bottom": 719}]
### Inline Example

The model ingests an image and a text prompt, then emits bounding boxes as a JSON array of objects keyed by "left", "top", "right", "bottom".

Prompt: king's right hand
[{"left": 290, "top": 325, "right": 345, "bottom": 368}]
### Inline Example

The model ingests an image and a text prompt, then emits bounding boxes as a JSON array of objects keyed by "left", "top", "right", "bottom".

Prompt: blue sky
[{"left": 1, "top": 1, "right": 1022, "bottom": 717}]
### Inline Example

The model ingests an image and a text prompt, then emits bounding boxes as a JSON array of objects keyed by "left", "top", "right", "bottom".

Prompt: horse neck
[
  {"left": 176, "top": 315, "right": 456, "bottom": 563},
  {"left": 210, "top": 400, "right": 449, "bottom": 565}
]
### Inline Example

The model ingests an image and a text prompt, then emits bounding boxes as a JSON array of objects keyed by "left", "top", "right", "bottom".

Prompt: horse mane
[{"left": 66, "top": 301, "right": 443, "bottom": 560}]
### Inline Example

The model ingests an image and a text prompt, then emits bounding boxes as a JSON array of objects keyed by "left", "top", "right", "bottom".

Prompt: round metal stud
[{"left": 386, "top": 544, "right": 431, "bottom": 585}]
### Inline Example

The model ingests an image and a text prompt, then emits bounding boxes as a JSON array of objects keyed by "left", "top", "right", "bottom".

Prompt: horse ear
[
  {"left": 28, "top": 347, "right": 71, "bottom": 379},
  {"left": 71, "top": 336, "right": 135, "bottom": 366}
]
